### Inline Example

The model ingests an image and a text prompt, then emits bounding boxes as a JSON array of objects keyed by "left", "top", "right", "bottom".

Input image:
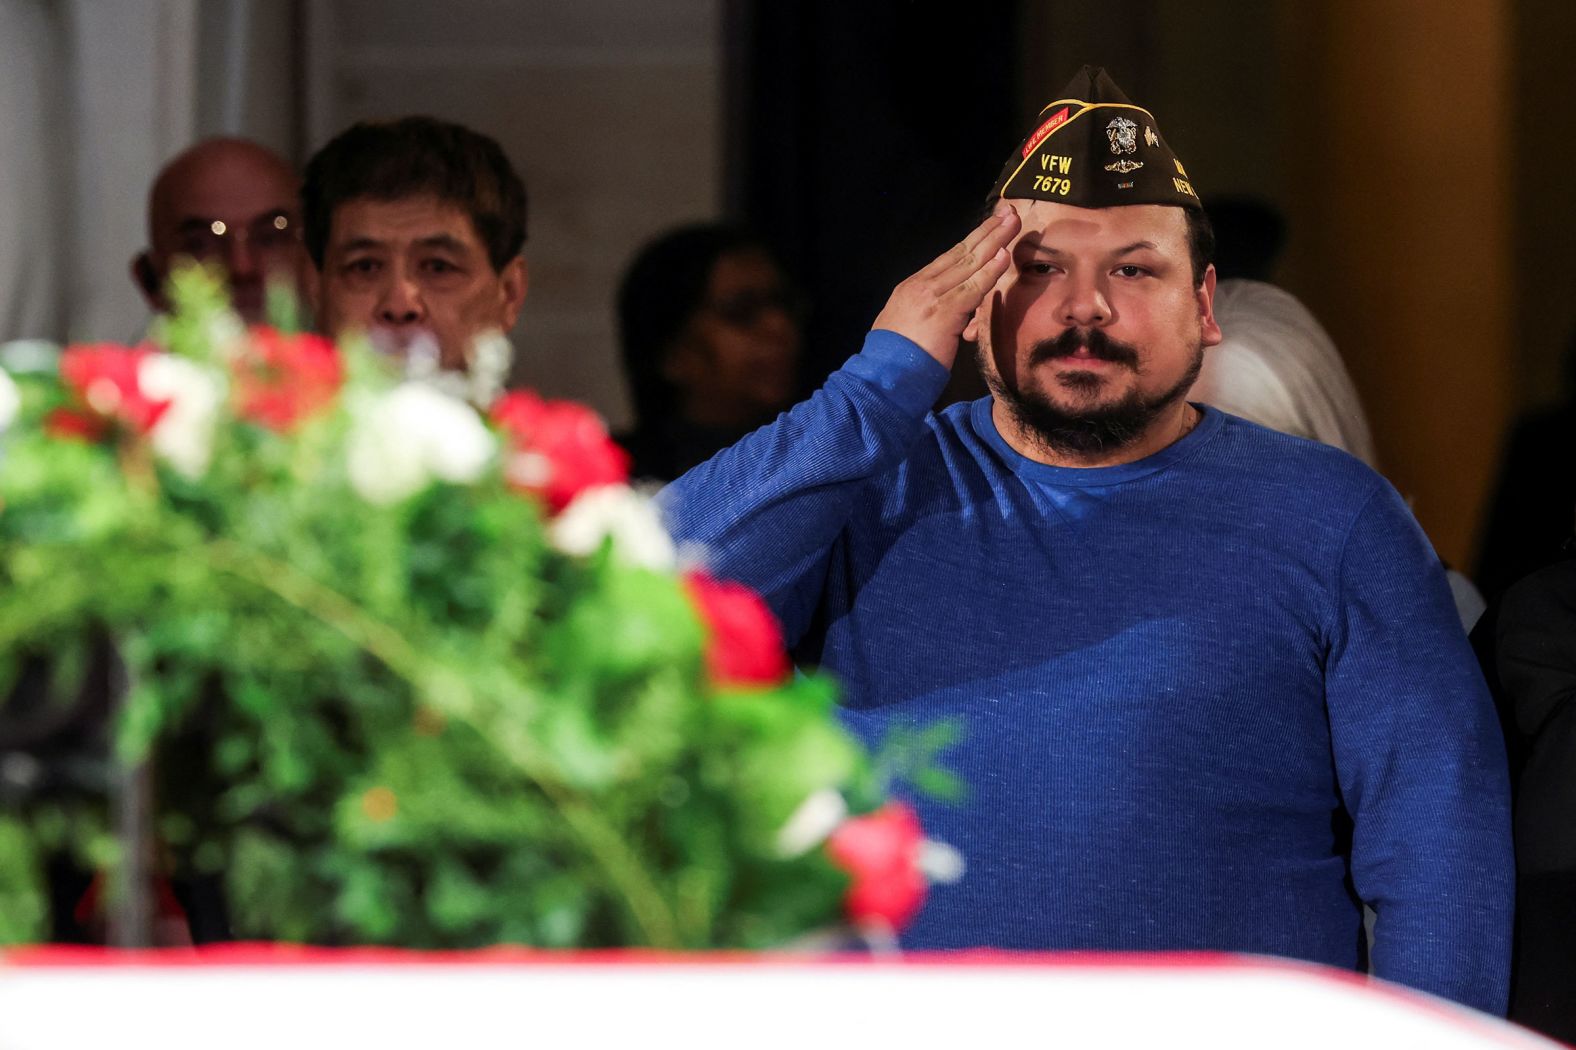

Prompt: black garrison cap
[{"left": 989, "top": 65, "right": 1201, "bottom": 209}]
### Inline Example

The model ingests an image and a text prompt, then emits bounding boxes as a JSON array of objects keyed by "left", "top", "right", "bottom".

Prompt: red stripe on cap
[{"left": 1021, "top": 107, "right": 1071, "bottom": 157}]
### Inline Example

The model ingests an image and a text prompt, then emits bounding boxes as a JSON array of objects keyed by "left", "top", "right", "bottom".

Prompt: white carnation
[
  {"left": 201, "top": 311, "right": 250, "bottom": 364},
  {"left": 0, "top": 366, "right": 20, "bottom": 432},
  {"left": 465, "top": 329, "right": 513, "bottom": 405},
  {"left": 346, "top": 382, "right": 495, "bottom": 505},
  {"left": 550, "top": 484, "right": 677, "bottom": 569},
  {"left": 917, "top": 840, "right": 966, "bottom": 884},
  {"left": 138, "top": 354, "right": 226, "bottom": 479},
  {"left": 345, "top": 399, "right": 429, "bottom": 505},
  {"left": 775, "top": 788, "right": 849, "bottom": 858}
]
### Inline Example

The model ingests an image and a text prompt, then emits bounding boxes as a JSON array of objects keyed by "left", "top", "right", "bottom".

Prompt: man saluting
[{"left": 664, "top": 67, "right": 1512, "bottom": 1013}]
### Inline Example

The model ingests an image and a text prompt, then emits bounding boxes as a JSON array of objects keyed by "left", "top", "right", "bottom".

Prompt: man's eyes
[
  {"left": 179, "top": 235, "right": 219, "bottom": 257},
  {"left": 336, "top": 256, "right": 465, "bottom": 279},
  {"left": 1017, "top": 262, "right": 1156, "bottom": 278}
]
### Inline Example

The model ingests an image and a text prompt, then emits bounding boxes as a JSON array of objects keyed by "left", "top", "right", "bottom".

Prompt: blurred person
[
  {"left": 131, "top": 138, "right": 307, "bottom": 325},
  {"left": 1190, "top": 278, "right": 1375, "bottom": 460},
  {"left": 1474, "top": 333, "right": 1576, "bottom": 601},
  {"left": 1474, "top": 528, "right": 1576, "bottom": 1042},
  {"left": 302, "top": 116, "right": 527, "bottom": 380},
  {"left": 616, "top": 225, "right": 801, "bottom": 480},
  {"left": 1192, "top": 278, "right": 1486, "bottom": 630},
  {"left": 662, "top": 67, "right": 1511, "bottom": 1013}
]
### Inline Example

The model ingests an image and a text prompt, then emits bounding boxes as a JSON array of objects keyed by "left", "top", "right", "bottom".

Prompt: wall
[
  {"left": 1511, "top": 0, "right": 1576, "bottom": 406},
  {"left": 1277, "top": 0, "right": 1515, "bottom": 569}
]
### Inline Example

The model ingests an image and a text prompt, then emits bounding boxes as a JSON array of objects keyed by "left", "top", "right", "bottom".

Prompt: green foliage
[
  {"left": 868, "top": 719, "right": 967, "bottom": 807},
  {"left": 0, "top": 268, "right": 886, "bottom": 949},
  {"left": 0, "top": 815, "right": 49, "bottom": 943}
]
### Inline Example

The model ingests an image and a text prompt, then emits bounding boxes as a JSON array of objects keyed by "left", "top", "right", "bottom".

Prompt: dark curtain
[{"left": 725, "top": 0, "right": 1022, "bottom": 397}]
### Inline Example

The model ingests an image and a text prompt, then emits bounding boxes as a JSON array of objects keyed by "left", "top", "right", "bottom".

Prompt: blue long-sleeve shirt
[{"left": 663, "top": 330, "right": 1514, "bottom": 1014}]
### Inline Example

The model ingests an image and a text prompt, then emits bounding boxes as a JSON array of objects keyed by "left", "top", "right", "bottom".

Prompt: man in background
[
  {"left": 132, "top": 138, "right": 307, "bottom": 325},
  {"left": 301, "top": 116, "right": 527, "bottom": 380}
]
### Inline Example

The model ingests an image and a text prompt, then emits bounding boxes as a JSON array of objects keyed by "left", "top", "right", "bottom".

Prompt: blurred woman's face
[{"left": 664, "top": 249, "right": 801, "bottom": 428}]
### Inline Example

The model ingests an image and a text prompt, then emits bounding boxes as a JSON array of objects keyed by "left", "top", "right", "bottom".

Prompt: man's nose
[
  {"left": 1057, "top": 273, "right": 1111, "bottom": 327},
  {"left": 224, "top": 236, "right": 259, "bottom": 281},
  {"left": 377, "top": 276, "right": 425, "bottom": 326}
]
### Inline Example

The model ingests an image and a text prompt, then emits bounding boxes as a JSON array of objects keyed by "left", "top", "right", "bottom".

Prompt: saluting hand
[{"left": 871, "top": 201, "right": 1020, "bottom": 369}]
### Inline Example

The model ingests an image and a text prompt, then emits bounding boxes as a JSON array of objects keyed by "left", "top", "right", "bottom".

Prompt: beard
[{"left": 979, "top": 326, "right": 1204, "bottom": 457}]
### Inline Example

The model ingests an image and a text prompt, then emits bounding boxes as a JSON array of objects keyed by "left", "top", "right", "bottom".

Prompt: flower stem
[{"left": 198, "top": 536, "right": 682, "bottom": 947}]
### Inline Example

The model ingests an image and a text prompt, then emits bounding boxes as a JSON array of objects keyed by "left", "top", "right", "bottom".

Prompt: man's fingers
[
  {"left": 934, "top": 206, "right": 1020, "bottom": 288},
  {"left": 979, "top": 244, "right": 1013, "bottom": 291},
  {"left": 940, "top": 207, "right": 1018, "bottom": 296},
  {"left": 871, "top": 204, "right": 1020, "bottom": 366},
  {"left": 919, "top": 203, "right": 1018, "bottom": 280},
  {"left": 949, "top": 245, "right": 1012, "bottom": 307},
  {"left": 961, "top": 200, "right": 1019, "bottom": 256}
]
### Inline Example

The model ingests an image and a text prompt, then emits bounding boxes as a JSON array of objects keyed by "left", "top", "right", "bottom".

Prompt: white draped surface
[
  {"left": 0, "top": 0, "right": 198, "bottom": 345},
  {"left": 0, "top": 951, "right": 1557, "bottom": 1050}
]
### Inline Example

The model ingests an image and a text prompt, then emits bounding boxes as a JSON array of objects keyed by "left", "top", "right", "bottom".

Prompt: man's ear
[
  {"left": 131, "top": 252, "right": 166, "bottom": 311},
  {"left": 499, "top": 256, "right": 528, "bottom": 330},
  {"left": 965, "top": 287, "right": 1003, "bottom": 345},
  {"left": 1196, "top": 264, "right": 1223, "bottom": 347},
  {"left": 963, "top": 306, "right": 983, "bottom": 344}
]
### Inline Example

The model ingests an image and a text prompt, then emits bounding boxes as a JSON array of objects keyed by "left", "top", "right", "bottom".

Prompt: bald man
[{"left": 132, "top": 138, "right": 308, "bottom": 324}]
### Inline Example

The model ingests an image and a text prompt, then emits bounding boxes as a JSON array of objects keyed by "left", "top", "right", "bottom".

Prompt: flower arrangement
[{"left": 0, "top": 269, "right": 959, "bottom": 950}]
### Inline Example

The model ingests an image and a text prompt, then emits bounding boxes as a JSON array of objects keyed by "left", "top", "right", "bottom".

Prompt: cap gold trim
[{"left": 997, "top": 101, "right": 1160, "bottom": 200}]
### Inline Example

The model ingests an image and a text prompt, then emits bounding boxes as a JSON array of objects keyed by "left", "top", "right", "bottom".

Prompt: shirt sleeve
[
  {"left": 659, "top": 329, "right": 950, "bottom": 645},
  {"left": 1325, "top": 481, "right": 1515, "bottom": 1014}
]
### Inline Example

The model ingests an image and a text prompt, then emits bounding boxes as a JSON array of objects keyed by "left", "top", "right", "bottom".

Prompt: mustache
[{"left": 1029, "top": 327, "right": 1141, "bottom": 369}]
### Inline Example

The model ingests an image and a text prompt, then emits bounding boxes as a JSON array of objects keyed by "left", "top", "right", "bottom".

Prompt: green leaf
[
  {"left": 0, "top": 816, "right": 50, "bottom": 945},
  {"left": 426, "top": 859, "right": 492, "bottom": 936}
]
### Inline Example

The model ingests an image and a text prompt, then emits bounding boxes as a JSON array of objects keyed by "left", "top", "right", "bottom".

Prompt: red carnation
[
  {"left": 234, "top": 327, "right": 342, "bottom": 430},
  {"left": 491, "top": 390, "right": 629, "bottom": 513},
  {"left": 826, "top": 802, "right": 928, "bottom": 931},
  {"left": 44, "top": 407, "right": 108, "bottom": 442},
  {"left": 682, "top": 570, "right": 791, "bottom": 688},
  {"left": 51, "top": 343, "right": 170, "bottom": 440}
]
